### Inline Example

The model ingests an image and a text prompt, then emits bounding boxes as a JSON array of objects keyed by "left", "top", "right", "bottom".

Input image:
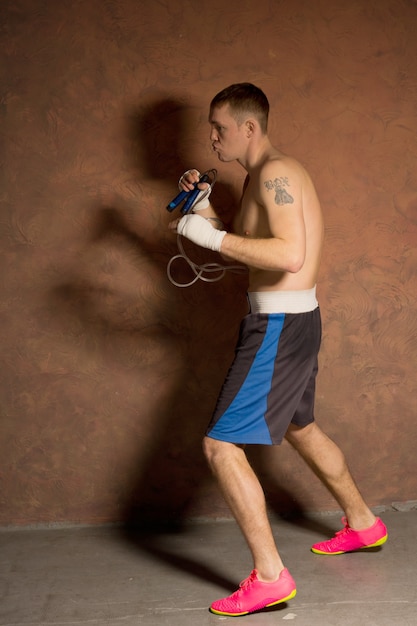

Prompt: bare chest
[{"left": 236, "top": 195, "right": 269, "bottom": 238}]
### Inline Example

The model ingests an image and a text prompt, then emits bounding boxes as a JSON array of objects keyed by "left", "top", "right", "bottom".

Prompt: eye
[{"left": 210, "top": 122, "right": 225, "bottom": 135}]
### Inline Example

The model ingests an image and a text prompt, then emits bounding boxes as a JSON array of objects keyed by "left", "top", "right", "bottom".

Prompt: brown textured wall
[{"left": 1, "top": 0, "right": 416, "bottom": 526}]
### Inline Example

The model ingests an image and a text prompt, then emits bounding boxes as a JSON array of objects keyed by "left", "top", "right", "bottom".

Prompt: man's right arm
[{"left": 178, "top": 169, "right": 224, "bottom": 227}]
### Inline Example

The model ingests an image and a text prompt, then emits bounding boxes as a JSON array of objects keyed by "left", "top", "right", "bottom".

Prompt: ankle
[
  {"left": 256, "top": 565, "right": 285, "bottom": 583},
  {"left": 347, "top": 512, "right": 376, "bottom": 531}
]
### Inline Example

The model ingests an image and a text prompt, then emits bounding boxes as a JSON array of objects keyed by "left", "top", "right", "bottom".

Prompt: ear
[{"left": 245, "top": 119, "right": 256, "bottom": 137}]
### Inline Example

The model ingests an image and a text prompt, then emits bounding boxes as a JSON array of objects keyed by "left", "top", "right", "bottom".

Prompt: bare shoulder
[
  {"left": 261, "top": 153, "right": 309, "bottom": 185},
  {"left": 257, "top": 153, "right": 303, "bottom": 207}
]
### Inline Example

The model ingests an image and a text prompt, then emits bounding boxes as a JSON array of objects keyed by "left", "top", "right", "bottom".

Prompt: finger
[
  {"left": 168, "top": 218, "right": 181, "bottom": 231},
  {"left": 180, "top": 169, "right": 200, "bottom": 190}
]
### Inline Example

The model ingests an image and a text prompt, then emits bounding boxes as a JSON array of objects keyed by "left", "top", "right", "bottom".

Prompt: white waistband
[{"left": 248, "top": 286, "right": 318, "bottom": 314}]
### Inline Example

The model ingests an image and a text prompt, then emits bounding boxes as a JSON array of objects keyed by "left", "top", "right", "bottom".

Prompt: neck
[{"left": 238, "top": 135, "right": 274, "bottom": 172}]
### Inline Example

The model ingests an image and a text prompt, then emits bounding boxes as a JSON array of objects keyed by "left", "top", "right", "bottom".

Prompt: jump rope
[{"left": 166, "top": 169, "right": 247, "bottom": 288}]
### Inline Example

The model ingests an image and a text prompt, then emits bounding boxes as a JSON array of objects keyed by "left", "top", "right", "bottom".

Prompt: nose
[{"left": 210, "top": 128, "right": 218, "bottom": 142}]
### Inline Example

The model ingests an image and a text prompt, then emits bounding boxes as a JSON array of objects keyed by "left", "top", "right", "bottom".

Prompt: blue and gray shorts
[{"left": 206, "top": 288, "right": 321, "bottom": 445}]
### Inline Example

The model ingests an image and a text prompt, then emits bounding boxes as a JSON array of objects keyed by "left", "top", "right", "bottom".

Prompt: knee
[
  {"left": 202, "top": 436, "right": 242, "bottom": 469},
  {"left": 285, "top": 422, "right": 316, "bottom": 449},
  {"left": 202, "top": 435, "right": 221, "bottom": 467}
]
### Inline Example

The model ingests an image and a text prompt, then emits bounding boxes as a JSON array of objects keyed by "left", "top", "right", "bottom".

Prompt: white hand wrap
[
  {"left": 190, "top": 190, "right": 211, "bottom": 211},
  {"left": 177, "top": 214, "right": 226, "bottom": 252}
]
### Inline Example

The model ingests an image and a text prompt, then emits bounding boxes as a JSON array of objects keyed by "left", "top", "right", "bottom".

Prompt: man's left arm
[{"left": 220, "top": 164, "right": 306, "bottom": 272}]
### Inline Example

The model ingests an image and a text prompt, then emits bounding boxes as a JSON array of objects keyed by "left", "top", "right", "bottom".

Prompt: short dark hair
[{"left": 210, "top": 83, "right": 270, "bottom": 133}]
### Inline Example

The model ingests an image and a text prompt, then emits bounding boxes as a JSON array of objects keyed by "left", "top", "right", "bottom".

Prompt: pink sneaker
[
  {"left": 209, "top": 568, "right": 297, "bottom": 616},
  {"left": 311, "top": 517, "right": 388, "bottom": 555}
]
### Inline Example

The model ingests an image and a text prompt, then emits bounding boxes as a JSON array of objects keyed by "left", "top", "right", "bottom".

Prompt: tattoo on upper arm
[{"left": 264, "top": 177, "right": 294, "bottom": 205}]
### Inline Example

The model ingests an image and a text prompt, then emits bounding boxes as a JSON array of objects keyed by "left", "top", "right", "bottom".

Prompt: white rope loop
[{"left": 167, "top": 235, "right": 245, "bottom": 288}]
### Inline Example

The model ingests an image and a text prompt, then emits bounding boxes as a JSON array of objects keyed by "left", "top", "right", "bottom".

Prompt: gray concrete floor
[{"left": 1, "top": 509, "right": 416, "bottom": 626}]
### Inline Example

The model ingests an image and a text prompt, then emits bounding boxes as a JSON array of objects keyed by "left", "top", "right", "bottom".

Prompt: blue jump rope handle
[
  {"left": 166, "top": 173, "right": 210, "bottom": 213},
  {"left": 166, "top": 188, "right": 189, "bottom": 212}
]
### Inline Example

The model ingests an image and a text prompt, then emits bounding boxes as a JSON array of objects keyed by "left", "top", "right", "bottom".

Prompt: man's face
[{"left": 208, "top": 104, "right": 247, "bottom": 162}]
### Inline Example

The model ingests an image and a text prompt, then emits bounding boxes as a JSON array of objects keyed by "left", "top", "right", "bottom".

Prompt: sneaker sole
[
  {"left": 209, "top": 588, "right": 297, "bottom": 617},
  {"left": 311, "top": 533, "right": 388, "bottom": 555}
]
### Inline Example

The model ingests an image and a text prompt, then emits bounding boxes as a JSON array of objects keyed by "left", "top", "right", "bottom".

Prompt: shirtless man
[{"left": 169, "top": 83, "right": 388, "bottom": 617}]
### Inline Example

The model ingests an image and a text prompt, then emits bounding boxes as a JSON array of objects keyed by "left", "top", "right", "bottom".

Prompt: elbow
[
  {"left": 272, "top": 239, "right": 305, "bottom": 273},
  {"left": 285, "top": 251, "right": 305, "bottom": 274},
  {"left": 288, "top": 259, "right": 304, "bottom": 273}
]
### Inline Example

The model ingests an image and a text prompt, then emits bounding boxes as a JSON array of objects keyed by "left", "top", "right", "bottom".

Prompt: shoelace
[
  {"left": 238, "top": 570, "right": 258, "bottom": 592},
  {"left": 335, "top": 517, "right": 350, "bottom": 535},
  {"left": 325, "top": 517, "right": 354, "bottom": 548}
]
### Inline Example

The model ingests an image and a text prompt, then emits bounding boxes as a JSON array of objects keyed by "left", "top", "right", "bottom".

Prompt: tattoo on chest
[{"left": 264, "top": 177, "right": 294, "bottom": 205}]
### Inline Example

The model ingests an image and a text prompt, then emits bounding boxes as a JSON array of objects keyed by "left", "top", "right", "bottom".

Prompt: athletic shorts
[{"left": 206, "top": 288, "right": 322, "bottom": 445}]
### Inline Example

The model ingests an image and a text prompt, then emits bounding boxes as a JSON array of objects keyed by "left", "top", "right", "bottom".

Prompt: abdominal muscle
[
  {"left": 241, "top": 218, "right": 323, "bottom": 293},
  {"left": 247, "top": 264, "right": 319, "bottom": 293}
]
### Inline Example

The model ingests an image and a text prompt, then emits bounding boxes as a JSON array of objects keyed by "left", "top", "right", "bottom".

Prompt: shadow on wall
[
  {"left": 44, "top": 95, "right": 243, "bottom": 528},
  {"left": 119, "top": 97, "right": 245, "bottom": 529},
  {"left": 128, "top": 97, "right": 190, "bottom": 180}
]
